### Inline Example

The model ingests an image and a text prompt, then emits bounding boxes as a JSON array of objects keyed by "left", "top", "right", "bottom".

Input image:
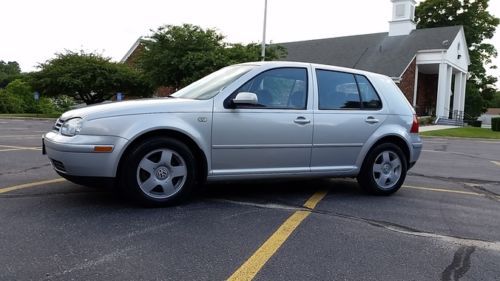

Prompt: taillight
[{"left": 410, "top": 114, "right": 419, "bottom": 133}]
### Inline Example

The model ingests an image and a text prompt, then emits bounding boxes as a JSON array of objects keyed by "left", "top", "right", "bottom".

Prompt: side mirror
[{"left": 232, "top": 92, "right": 258, "bottom": 105}]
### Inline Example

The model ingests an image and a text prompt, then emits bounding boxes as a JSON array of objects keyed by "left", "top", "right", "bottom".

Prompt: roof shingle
[{"left": 278, "top": 26, "right": 462, "bottom": 78}]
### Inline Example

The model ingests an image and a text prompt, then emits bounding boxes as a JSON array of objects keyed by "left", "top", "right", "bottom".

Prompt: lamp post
[{"left": 261, "top": 0, "right": 268, "bottom": 61}]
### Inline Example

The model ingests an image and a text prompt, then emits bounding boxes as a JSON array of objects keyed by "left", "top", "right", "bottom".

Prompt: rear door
[{"left": 311, "top": 68, "right": 387, "bottom": 172}]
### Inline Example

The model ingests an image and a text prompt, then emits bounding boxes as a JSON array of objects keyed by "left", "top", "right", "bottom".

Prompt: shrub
[
  {"left": 418, "top": 116, "right": 434, "bottom": 126},
  {"left": 4, "top": 79, "right": 37, "bottom": 113},
  {"left": 492, "top": 117, "right": 500, "bottom": 132},
  {"left": 34, "top": 97, "right": 58, "bottom": 114},
  {"left": 0, "top": 89, "right": 23, "bottom": 113},
  {"left": 470, "top": 120, "right": 482, "bottom": 127},
  {"left": 50, "top": 95, "right": 76, "bottom": 112}
]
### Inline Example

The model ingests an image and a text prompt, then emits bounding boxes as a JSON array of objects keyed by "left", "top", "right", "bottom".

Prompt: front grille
[
  {"left": 50, "top": 159, "right": 66, "bottom": 172},
  {"left": 53, "top": 118, "right": 63, "bottom": 132}
]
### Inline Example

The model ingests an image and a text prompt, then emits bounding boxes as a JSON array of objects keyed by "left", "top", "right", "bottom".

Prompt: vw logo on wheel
[{"left": 155, "top": 166, "right": 169, "bottom": 180}]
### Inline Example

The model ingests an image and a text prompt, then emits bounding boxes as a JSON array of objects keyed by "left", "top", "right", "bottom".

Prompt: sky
[{"left": 1, "top": 0, "right": 499, "bottom": 86}]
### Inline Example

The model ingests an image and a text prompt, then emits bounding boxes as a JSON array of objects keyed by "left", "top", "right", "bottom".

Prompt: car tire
[
  {"left": 357, "top": 143, "right": 407, "bottom": 195},
  {"left": 120, "top": 137, "right": 197, "bottom": 206}
]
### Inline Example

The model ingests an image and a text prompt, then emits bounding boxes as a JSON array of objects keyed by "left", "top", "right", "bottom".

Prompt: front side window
[{"left": 232, "top": 68, "right": 308, "bottom": 109}]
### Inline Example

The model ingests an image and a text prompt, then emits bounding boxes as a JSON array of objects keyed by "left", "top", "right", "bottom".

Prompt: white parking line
[
  {"left": 0, "top": 135, "right": 41, "bottom": 138},
  {"left": 0, "top": 145, "right": 41, "bottom": 151},
  {"left": 479, "top": 141, "right": 500, "bottom": 144}
]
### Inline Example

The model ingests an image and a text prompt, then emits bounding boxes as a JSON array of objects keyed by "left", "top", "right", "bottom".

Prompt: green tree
[
  {"left": 490, "top": 91, "right": 500, "bottom": 108},
  {"left": 0, "top": 61, "right": 21, "bottom": 88},
  {"left": 464, "top": 83, "right": 487, "bottom": 119},
  {"left": 415, "top": 0, "right": 499, "bottom": 117},
  {"left": 31, "top": 51, "right": 153, "bottom": 105},
  {"left": 139, "top": 24, "right": 286, "bottom": 89}
]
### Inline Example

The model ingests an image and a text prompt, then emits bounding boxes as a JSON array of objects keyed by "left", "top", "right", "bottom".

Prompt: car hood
[{"left": 60, "top": 98, "right": 212, "bottom": 121}]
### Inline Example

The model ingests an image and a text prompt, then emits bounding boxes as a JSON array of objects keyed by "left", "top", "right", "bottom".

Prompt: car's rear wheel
[
  {"left": 357, "top": 143, "right": 407, "bottom": 195},
  {"left": 121, "top": 137, "right": 197, "bottom": 206}
]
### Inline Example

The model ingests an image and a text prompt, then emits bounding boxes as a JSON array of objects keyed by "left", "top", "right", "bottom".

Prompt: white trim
[
  {"left": 120, "top": 37, "right": 143, "bottom": 63},
  {"left": 457, "top": 27, "right": 471, "bottom": 66},
  {"left": 417, "top": 49, "right": 447, "bottom": 53},
  {"left": 398, "top": 54, "right": 417, "bottom": 78}
]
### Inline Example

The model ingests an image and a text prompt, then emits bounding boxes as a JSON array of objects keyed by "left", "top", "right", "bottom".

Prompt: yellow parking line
[
  {"left": 0, "top": 178, "right": 65, "bottom": 194},
  {"left": 227, "top": 190, "right": 328, "bottom": 281},
  {"left": 491, "top": 161, "right": 500, "bottom": 167}
]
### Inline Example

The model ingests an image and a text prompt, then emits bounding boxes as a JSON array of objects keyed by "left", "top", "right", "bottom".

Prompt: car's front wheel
[
  {"left": 120, "top": 137, "right": 197, "bottom": 206},
  {"left": 357, "top": 143, "right": 407, "bottom": 195}
]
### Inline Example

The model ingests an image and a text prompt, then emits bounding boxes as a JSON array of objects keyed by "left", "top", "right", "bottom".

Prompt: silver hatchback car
[{"left": 43, "top": 62, "right": 422, "bottom": 205}]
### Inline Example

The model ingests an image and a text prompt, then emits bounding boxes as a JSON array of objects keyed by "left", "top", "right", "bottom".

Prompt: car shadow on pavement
[
  {"left": 48, "top": 177, "right": 367, "bottom": 209},
  {"left": 197, "top": 177, "right": 366, "bottom": 206}
]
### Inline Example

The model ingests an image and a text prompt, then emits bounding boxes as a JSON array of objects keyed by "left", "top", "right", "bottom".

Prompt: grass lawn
[
  {"left": 0, "top": 113, "right": 60, "bottom": 119},
  {"left": 421, "top": 127, "right": 500, "bottom": 139}
]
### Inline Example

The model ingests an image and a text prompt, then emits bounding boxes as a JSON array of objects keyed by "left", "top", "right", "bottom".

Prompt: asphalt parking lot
[{"left": 1, "top": 118, "right": 499, "bottom": 281}]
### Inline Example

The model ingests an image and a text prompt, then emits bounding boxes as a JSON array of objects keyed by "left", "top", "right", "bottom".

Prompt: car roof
[{"left": 237, "top": 61, "right": 387, "bottom": 79}]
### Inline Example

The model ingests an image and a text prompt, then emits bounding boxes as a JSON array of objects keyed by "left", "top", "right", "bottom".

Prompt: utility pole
[{"left": 261, "top": 0, "right": 268, "bottom": 61}]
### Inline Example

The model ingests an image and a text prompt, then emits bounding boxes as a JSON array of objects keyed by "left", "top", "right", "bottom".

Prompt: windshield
[{"left": 171, "top": 65, "right": 256, "bottom": 100}]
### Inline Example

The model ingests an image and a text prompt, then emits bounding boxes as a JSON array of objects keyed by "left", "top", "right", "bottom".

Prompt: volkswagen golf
[{"left": 43, "top": 61, "right": 422, "bottom": 206}]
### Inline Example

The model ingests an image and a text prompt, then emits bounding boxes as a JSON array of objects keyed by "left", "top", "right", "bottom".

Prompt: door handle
[
  {"left": 365, "top": 116, "right": 380, "bottom": 124},
  {"left": 294, "top": 116, "right": 311, "bottom": 125}
]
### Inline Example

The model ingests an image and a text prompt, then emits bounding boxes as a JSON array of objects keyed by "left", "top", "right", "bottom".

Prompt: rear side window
[
  {"left": 316, "top": 69, "right": 381, "bottom": 110},
  {"left": 317, "top": 70, "right": 360, "bottom": 110},
  {"left": 355, "top": 75, "right": 382, "bottom": 109}
]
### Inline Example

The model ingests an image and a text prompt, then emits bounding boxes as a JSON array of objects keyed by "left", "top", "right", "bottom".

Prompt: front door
[{"left": 211, "top": 67, "right": 313, "bottom": 177}]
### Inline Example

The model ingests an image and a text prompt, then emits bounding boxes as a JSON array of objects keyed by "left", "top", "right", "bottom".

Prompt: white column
[
  {"left": 412, "top": 64, "right": 419, "bottom": 107},
  {"left": 436, "top": 63, "right": 448, "bottom": 118},
  {"left": 459, "top": 72, "right": 467, "bottom": 114},
  {"left": 444, "top": 66, "right": 453, "bottom": 118},
  {"left": 453, "top": 72, "right": 463, "bottom": 116}
]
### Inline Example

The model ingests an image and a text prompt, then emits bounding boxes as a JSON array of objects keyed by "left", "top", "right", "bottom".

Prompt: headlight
[{"left": 60, "top": 118, "right": 83, "bottom": 136}]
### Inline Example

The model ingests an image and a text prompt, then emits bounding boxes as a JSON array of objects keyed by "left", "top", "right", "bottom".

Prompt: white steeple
[{"left": 389, "top": 0, "right": 417, "bottom": 36}]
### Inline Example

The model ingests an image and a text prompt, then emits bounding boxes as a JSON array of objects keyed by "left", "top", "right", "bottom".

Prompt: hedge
[{"left": 492, "top": 117, "right": 500, "bottom": 132}]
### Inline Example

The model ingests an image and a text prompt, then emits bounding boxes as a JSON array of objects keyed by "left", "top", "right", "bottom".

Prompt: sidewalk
[{"left": 419, "top": 125, "right": 459, "bottom": 132}]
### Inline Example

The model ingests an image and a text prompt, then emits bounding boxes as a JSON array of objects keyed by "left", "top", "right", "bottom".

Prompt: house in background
[
  {"left": 479, "top": 108, "right": 500, "bottom": 126},
  {"left": 121, "top": 38, "right": 176, "bottom": 97},
  {"left": 122, "top": 0, "right": 470, "bottom": 124},
  {"left": 280, "top": 0, "right": 470, "bottom": 124}
]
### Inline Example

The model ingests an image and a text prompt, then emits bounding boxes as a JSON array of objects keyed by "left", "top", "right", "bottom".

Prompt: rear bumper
[
  {"left": 409, "top": 141, "right": 423, "bottom": 169},
  {"left": 44, "top": 131, "right": 128, "bottom": 178}
]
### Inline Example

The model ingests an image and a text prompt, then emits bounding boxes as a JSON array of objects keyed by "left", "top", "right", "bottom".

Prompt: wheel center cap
[
  {"left": 155, "top": 166, "right": 169, "bottom": 180},
  {"left": 383, "top": 163, "right": 392, "bottom": 174}
]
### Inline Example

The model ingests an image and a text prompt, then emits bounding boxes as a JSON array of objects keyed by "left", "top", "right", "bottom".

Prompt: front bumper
[{"left": 43, "top": 131, "right": 128, "bottom": 178}]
